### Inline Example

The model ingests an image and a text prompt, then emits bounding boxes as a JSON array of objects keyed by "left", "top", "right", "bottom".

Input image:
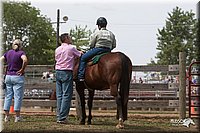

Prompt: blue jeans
[
  {"left": 4, "top": 75, "right": 25, "bottom": 112},
  {"left": 78, "top": 47, "right": 111, "bottom": 79},
  {"left": 56, "top": 70, "right": 73, "bottom": 121}
]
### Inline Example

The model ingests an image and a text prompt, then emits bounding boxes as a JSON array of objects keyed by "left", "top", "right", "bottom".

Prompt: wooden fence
[
  {"left": 3, "top": 51, "right": 189, "bottom": 114},
  {"left": 1, "top": 62, "right": 183, "bottom": 112}
]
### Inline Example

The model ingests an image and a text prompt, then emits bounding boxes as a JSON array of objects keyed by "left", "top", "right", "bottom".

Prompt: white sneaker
[
  {"left": 15, "top": 116, "right": 22, "bottom": 122},
  {"left": 4, "top": 116, "right": 10, "bottom": 122},
  {"left": 57, "top": 119, "right": 68, "bottom": 124}
]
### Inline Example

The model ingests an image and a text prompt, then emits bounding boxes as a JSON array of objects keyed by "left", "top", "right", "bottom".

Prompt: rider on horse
[{"left": 78, "top": 17, "right": 116, "bottom": 81}]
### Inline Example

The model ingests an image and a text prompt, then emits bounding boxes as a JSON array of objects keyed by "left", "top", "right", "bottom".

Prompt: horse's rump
[{"left": 84, "top": 52, "right": 131, "bottom": 90}]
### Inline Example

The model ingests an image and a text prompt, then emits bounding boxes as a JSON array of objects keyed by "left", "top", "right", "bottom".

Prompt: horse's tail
[
  {"left": 119, "top": 52, "right": 132, "bottom": 120},
  {"left": 120, "top": 52, "right": 132, "bottom": 105}
]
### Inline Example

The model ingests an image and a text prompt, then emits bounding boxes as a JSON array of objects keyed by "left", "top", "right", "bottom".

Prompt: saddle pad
[{"left": 91, "top": 52, "right": 109, "bottom": 65}]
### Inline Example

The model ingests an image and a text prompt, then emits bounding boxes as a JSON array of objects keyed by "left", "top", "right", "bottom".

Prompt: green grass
[{"left": 2, "top": 115, "right": 199, "bottom": 133}]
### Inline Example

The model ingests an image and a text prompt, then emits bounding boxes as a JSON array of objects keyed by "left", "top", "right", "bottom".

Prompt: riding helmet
[{"left": 96, "top": 17, "right": 107, "bottom": 27}]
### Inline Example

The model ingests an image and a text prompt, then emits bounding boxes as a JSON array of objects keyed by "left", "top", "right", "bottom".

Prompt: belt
[
  {"left": 98, "top": 47, "right": 110, "bottom": 49},
  {"left": 56, "top": 69, "right": 72, "bottom": 72}
]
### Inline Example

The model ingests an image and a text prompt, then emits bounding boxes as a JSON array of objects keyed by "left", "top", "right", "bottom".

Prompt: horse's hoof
[
  {"left": 79, "top": 121, "right": 85, "bottom": 125},
  {"left": 116, "top": 124, "right": 124, "bottom": 129},
  {"left": 87, "top": 121, "right": 92, "bottom": 125}
]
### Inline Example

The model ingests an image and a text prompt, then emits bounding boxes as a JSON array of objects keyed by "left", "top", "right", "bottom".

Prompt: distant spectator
[
  {"left": 139, "top": 77, "right": 143, "bottom": 83},
  {"left": 175, "top": 76, "right": 179, "bottom": 83},
  {"left": 131, "top": 76, "right": 136, "bottom": 83},
  {"left": 41, "top": 71, "right": 50, "bottom": 79},
  {"left": 164, "top": 76, "right": 170, "bottom": 83},
  {"left": 170, "top": 76, "right": 174, "bottom": 83},
  {"left": 41, "top": 70, "right": 55, "bottom": 82}
]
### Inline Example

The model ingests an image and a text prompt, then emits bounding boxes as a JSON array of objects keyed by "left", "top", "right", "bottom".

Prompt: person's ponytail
[{"left": 12, "top": 39, "right": 22, "bottom": 51}]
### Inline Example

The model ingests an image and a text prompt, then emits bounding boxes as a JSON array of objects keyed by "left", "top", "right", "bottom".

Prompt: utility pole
[
  {"left": 56, "top": 9, "right": 60, "bottom": 48},
  {"left": 55, "top": 9, "right": 68, "bottom": 48}
]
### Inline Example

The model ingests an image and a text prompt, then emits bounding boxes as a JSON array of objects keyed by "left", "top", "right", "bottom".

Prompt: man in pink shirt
[{"left": 55, "top": 33, "right": 81, "bottom": 124}]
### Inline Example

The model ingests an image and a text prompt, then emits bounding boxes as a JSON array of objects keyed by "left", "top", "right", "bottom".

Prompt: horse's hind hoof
[
  {"left": 79, "top": 121, "right": 85, "bottom": 125},
  {"left": 116, "top": 124, "right": 124, "bottom": 129},
  {"left": 87, "top": 121, "right": 92, "bottom": 125}
]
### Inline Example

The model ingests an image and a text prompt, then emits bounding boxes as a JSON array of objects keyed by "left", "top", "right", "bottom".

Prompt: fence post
[{"left": 179, "top": 52, "right": 186, "bottom": 119}]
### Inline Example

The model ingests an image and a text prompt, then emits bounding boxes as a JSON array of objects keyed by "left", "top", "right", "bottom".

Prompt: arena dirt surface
[{"left": 2, "top": 110, "right": 199, "bottom": 133}]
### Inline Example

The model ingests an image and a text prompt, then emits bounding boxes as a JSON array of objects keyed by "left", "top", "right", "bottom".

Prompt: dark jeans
[
  {"left": 56, "top": 70, "right": 73, "bottom": 121},
  {"left": 78, "top": 47, "right": 111, "bottom": 79}
]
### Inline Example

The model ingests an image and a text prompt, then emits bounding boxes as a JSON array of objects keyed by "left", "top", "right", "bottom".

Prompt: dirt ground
[
  {"left": 19, "top": 107, "right": 182, "bottom": 118},
  {"left": 2, "top": 107, "right": 199, "bottom": 133}
]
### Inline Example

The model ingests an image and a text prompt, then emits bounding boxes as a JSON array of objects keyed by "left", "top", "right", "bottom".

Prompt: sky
[{"left": 8, "top": 0, "right": 200, "bottom": 65}]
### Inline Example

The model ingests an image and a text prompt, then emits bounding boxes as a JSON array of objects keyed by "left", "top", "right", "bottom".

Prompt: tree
[
  {"left": 2, "top": 2, "right": 56, "bottom": 65},
  {"left": 70, "top": 25, "right": 92, "bottom": 51},
  {"left": 155, "top": 7, "right": 197, "bottom": 65}
]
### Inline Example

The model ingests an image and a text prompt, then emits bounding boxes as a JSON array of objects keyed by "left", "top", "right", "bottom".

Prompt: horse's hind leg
[
  {"left": 115, "top": 93, "right": 124, "bottom": 129},
  {"left": 110, "top": 84, "right": 124, "bottom": 129},
  {"left": 87, "top": 90, "right": 95, "bottom": 125}
]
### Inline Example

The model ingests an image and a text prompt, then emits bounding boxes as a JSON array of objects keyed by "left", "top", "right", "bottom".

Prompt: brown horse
[{"left": 73, "top": 52, "right": 132, "bottom": 128}]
